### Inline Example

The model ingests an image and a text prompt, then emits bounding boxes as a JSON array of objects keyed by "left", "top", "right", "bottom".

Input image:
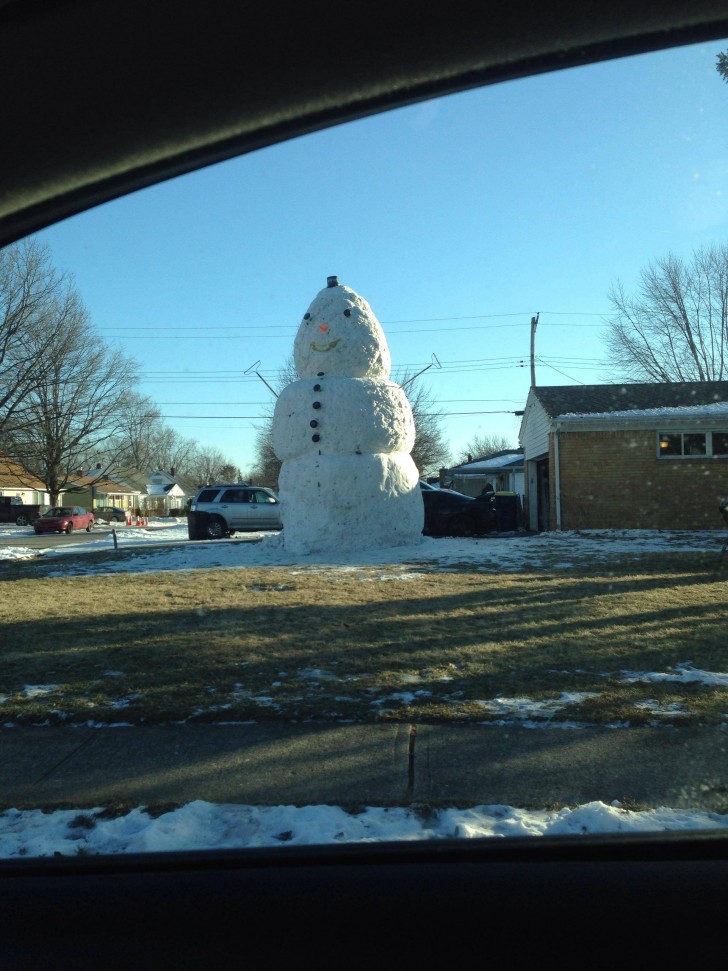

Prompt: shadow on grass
[{"left": 2, "top": 563, "right": 727, "bottom": 725}]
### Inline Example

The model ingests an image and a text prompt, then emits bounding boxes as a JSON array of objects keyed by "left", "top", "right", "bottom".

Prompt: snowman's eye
[
  {"left": 343, "top": 309, "right": 351, "bottom": 317},
  {"left": 303, "top": 313, "right": 311, "bottom": 321}
]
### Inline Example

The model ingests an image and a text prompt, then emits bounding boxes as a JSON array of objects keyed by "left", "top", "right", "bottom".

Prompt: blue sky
[{"left": 36, "top": 38, "right": 728, "bottom": 474}]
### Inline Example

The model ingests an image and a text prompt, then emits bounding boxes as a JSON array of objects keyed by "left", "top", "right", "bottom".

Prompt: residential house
[
  {"left": 0, "top": 454, "right": 50, "bottom": 504},
  {"left": 444, "top": 450, "right": 525, "bottom": 500},
  {"left": 121, "top": 470, "right": 198, "bottom": 516},
  {"left": 519, "top": 382, "right": 728, "bottom": 531},
  {"left": 64, "top": 466, "right": 142, "bottom": 513}
]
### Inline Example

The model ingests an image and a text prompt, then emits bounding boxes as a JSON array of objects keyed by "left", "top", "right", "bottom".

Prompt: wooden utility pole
[{"left": 530, "top": 312, "right": 539, "bottom": 386}]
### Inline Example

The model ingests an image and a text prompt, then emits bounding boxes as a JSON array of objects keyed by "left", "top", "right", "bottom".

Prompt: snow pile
[{"left": 3, "top": 799, "right": 728, "bottom": 858}]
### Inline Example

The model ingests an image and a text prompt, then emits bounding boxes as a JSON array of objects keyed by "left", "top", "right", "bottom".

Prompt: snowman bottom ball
[{"left": 279, "top": 452, "right": 423, "bottom": 554}]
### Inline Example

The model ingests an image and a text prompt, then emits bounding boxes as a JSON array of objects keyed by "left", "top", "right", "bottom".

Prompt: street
[{"left": 0, "top": 525, "right": 135, "bottom": 551}]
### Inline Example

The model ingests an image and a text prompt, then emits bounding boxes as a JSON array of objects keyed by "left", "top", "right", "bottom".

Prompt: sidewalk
[{"left": 2, "top": 723, "right": 727, "bottom": 810}]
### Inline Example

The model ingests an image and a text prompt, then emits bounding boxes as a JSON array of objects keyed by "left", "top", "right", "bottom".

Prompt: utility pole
[{"left": 530, "top": 312, "right": 539, "bottom": 387}]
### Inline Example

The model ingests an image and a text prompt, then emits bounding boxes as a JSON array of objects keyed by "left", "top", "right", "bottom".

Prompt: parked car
[
  {"left": 33, "top": 506, "right": 95, "bottom": 534},
  {"left": 188, "top": 484, "right": 282, "bottom": 539},
  {"left": 419, "top": 481, "right": 496, "bottom": 537},
  {"left": 0, "top": 497, "right": 47, "bottom": 526},
  {"left": 93, "top": 506, "right": 127, "bottom": 523}
]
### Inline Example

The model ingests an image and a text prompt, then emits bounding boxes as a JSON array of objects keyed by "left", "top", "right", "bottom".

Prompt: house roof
[
  {"left": 531, "top": 382, "right": 728, "bottom": 418},
  {"left": 147, "top": 483, "right": 185, "bottom": 497},
  {"left": 66, "top": 473, "right": 140, "bottom": 495},
  {"left": 0, "top": 454, "right": 47, "bottom": 491},
  {"left": 449, "top": 449, "right": 524, "bottom": 473}
]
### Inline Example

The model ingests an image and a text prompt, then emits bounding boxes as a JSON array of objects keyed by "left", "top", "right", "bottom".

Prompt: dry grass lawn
[{"left": 1, "top": 550, "right": 727, "bottom": 726}]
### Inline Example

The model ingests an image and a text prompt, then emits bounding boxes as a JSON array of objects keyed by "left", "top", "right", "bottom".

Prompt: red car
[{"left": 33, "top": 506, "right": 95, "bottom": 534}]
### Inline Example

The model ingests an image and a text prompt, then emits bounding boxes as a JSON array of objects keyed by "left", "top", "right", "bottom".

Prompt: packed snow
[
  {"left": 273, "top": 279, "right": 422, "bottom": 553},
  {"left": 2, "top": 518, "right": 728, "bottom": 857}
]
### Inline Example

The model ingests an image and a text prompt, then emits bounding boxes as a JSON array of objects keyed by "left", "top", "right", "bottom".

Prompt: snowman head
[{"left": 293, "top": 278, "right": 392, "bottom": 379}]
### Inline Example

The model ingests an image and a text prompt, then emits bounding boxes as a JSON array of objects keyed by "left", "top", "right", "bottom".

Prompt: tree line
[{"left": 0, "top": 240, "right": 245, "bottom": 503}]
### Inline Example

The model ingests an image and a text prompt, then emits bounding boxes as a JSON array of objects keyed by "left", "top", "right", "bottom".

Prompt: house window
[
  {"left": 658, "top": 434, "right": 682, "bottom": 456},
  {"left": 713, "top": 433, "right": 728, "bottom": 455},
  {"left": 684, "top": 434, "right": 707, "bottom": 455},
  {"left": 657, "top": 432, "right": 727, "bottom": 458}
]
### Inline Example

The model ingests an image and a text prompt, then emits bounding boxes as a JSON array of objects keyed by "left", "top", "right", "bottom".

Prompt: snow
[
  {"left": 560, "top": 401, "right": 728, "bottom": 421},
  {"left": 3, "top": 800, "right": 728, "bottom": 858},
  {"left": 273, "top": 280, "right": 423, "bottom": 553},
  {"left": 451, "top": 452, "right": 523, "bottom": 471},
  {"left": 1, "top": 519, "right": 727, "bottom": 856}
]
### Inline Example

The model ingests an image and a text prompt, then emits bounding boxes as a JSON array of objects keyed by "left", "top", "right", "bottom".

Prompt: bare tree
[
  {"left": 4, "top": 295, "right": 140, "bottom": 503},
  {"left": 114, "top": 393, "right": 164, "bottom": 471},
  {"left": 717, "top": 51, "right": 728, "bottom": 83},
  {"left": 400, "top": 374, "right": 450, "bottom": 477},
  {"left": 458, "top": 434, "right": 514, "bottom": 464},
  {"left": 605, "top": 245, "right": 728, "bottom": 382},
  {"left": 251, "top": 420, "right": 280, "bottom": 488},
  {"left": 146, "top": 425, "right": 197, "bottom": 477},
  {"left": 186, "top": 446, "right": 242, "bottom": 487},
  {"left": 0, "top": 239, "right": 82, "bottom": 436}
]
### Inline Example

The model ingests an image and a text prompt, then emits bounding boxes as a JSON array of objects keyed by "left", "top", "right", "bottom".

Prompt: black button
[
  {"left": 312, "top": 401, "right": 321, "bottom": 409},
  {"left": 310, "top": 420, "right": 318, "bottom": 428},
  {"left": 313, "top": 384, "right": 321, "bottom": 391},
  {"left": 312, "top": 434, "right": 320, "bottom": 443}
]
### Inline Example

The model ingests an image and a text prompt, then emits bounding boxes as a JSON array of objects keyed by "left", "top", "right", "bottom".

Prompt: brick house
[{"left": 519, "top": 382, "right": 728, "bottom": 531}]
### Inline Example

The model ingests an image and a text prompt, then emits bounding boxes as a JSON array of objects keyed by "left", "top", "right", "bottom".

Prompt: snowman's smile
[{"left": 309, "top": 339, "right": 341, "bottom": 352}]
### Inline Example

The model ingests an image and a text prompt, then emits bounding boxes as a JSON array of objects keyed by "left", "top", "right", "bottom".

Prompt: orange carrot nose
[{"left": 319, "top": 325, "right": 328, "bottom": 332}]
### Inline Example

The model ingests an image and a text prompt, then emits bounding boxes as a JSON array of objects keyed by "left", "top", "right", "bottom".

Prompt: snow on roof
[
  {"left": 147, "top": 483, "right": 185, "bottom": 496},
  {"left": 558, "top": 401, "right": 728, "bottom": 421},
  {"left": 449, "top": 450, "right": 524, "bottom": 472},
  {"left": 531, "top": 381, "right": 728, "bottom": 419}
]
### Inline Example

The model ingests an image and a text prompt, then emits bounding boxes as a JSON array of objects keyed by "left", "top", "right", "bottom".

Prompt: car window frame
[{"left": 3, "top": 2, "right": 728, "bottom": 965}]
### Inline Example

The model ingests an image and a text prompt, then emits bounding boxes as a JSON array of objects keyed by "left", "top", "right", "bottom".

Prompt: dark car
[
  {"left": 420, "top": 481, "right": 496, "bottom": 537},
  {"left": 93, "top": 506, "right": 127, "bottom": 523}
]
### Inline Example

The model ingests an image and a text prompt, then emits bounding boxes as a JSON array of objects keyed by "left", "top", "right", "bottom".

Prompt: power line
[{"left": 98, "top": 309, "right": 611, "bottom": 338}]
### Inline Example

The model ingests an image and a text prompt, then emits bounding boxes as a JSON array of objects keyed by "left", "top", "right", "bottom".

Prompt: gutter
[{"left": 553, "top": 422, "right": 562, "bottom": 530}]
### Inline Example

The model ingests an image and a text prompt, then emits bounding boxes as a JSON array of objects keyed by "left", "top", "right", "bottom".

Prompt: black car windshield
[{"left": 2, "top": 37, "right": 728, "bottom": 856}]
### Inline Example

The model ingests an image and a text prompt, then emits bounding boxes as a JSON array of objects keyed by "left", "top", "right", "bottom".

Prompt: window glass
[
  {"left": 658, "top": 432, "right": 726, "bottom": 457},
  {"left": 684, "top": 433, "right": 707, "bottom": 455},
  {"left": 713, "top": 432, "right": 728, "bottom": 454},
  {"left": 221, "top": 489, "right": 248, "bottom": 503},
  {"left": 196, "top": 489, "right": 221, "bottom": 503},
  {"left": 658, "top": 434, "right": 682, "bottom": 456}
]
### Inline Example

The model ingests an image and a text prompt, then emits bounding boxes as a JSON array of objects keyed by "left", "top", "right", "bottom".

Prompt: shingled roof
[
  {"left": 532, "top": 382, "right": 728, "bottom": 418},
  {"left": 0, "top": 454, "right": 47, "bottom": 491}
]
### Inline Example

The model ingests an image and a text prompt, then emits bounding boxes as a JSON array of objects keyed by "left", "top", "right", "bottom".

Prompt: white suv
[{"left": 188, "top": 484, "right": 282, "bottom": 539}]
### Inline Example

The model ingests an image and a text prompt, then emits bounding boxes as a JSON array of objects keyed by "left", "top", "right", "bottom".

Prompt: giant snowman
[{"left": 272, "top": 276, "right": 423, "bottom": 554}]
